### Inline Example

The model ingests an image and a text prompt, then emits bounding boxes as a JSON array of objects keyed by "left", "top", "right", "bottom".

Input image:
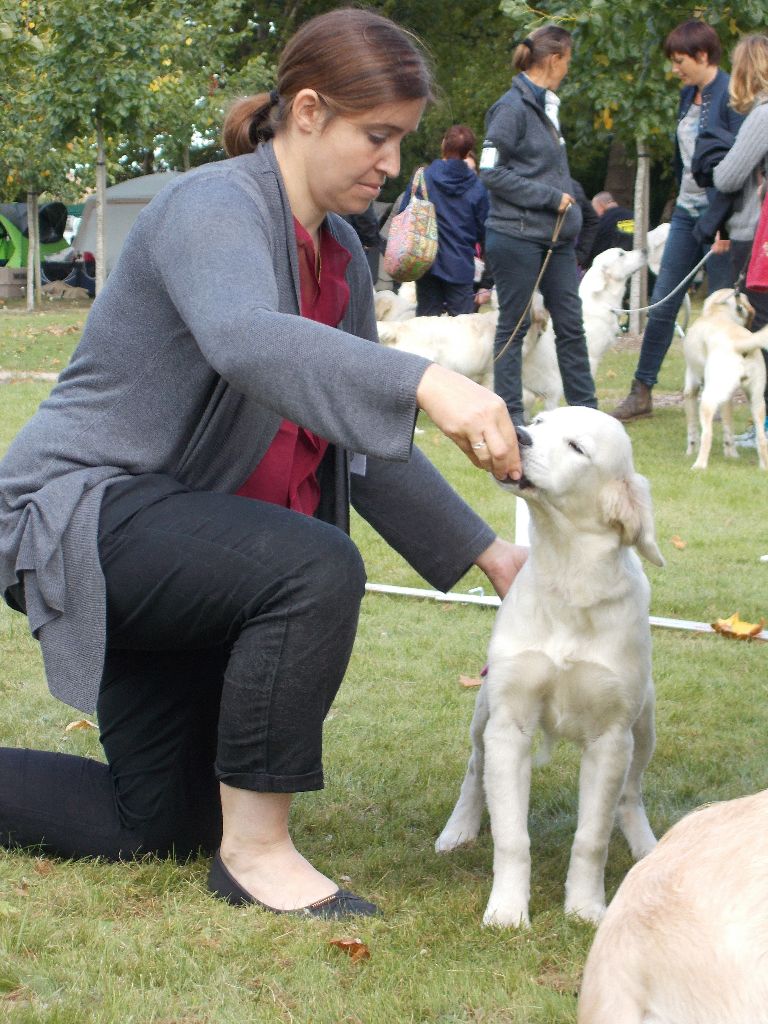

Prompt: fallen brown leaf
[
  {"left": 64, "top": 718, "right": 98, "bottom": 732},
  {"left": 711, "top": 612, "right": 765, "bottom": 640},
  {"left": 670, "top": 535, "right": 687, "bottom": 550},
  {"left": 329, "top": 938, "right": 371, "bottom": 962},
  {"left": 459, "top": 674, "right": 483, "bottom": 688}
]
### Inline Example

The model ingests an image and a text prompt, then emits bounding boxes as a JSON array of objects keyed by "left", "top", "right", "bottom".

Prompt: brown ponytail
[
  {"left": 513, "top": 25, "right": 572, "bottom": 73},
  {"left": 222, "top": 8, "right": 434, "bottom": 158},
  {"left": 223, "top": 93, "right": 280, "bottom": 157}
]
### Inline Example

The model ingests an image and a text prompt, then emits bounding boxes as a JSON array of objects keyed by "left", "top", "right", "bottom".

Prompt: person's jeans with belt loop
[
  {"left": 635, "top": 206, "right": 735, "bottom": 388},
  {"left": 486, "top": 226, "right": 597, "bottom": 424}
]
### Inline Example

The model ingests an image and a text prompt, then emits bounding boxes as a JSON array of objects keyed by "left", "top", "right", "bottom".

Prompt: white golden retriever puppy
[
  {"left": 683, "top": 288, "right": 768, "bottom": 470},
  {"left": 436, "top": 407, "right": 664, "bottom": 928},
  {"left": 525, "top": 248, "right": 646, "bottom": 413},
  {"left": 578, "top": 788, "right": 768, "bottom": 1024},
  {"left": 580, "top": 247, "right": 647, "bottom": 375}
]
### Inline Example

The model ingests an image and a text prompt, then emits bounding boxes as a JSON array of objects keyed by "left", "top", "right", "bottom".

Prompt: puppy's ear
[
  {"left": 600, "top": 473, "right": 665, "bottom": 566},
  {"left": 585, "top": 265, "right": 609, "bottom": 297}
]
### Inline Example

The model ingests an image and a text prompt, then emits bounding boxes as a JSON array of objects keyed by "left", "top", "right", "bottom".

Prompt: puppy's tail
[{"left": 733, "top": 322, "right": 768, "bottom": 355}]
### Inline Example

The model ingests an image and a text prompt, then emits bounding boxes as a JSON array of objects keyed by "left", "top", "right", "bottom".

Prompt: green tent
[{"left": 0, "top": 202, "right": 69, "bottom": 267}]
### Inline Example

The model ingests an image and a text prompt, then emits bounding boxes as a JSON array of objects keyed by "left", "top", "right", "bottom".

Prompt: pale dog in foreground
[
  {"left": 683, "top": 288, "right": 768, "bottom": 470},
  {"left": 578, "top": 787, "right": 768, "bottom": 1024},
  {"left": 436, "top": 407, "right": 664, "bottom": 927}
]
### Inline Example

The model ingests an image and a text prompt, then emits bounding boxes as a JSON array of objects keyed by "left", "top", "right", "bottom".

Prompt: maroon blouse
[{"left": 236, "top": 218, "right": 351, "bottom": 514}]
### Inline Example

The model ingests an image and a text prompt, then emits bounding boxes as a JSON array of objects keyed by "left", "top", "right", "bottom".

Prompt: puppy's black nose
[{"left": 515, "top": 425, "right": 532, "bottom": 447}]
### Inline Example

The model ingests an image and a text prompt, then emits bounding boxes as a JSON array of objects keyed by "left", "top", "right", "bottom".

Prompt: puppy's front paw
[
  {"left": 691, "top": 459, "right": 707, "bottom": 471},
  {"left": 565, "top": 896, "right": 606, "bottom": 925},
  {"left": 483, "top": 899, "right": 530, "bottom": 929},
  {"left": 435, "top": 822, "right": 479, "bottom": 853},
  {"left": 435, "top": 803, "right": 483, "bottom": 852}
]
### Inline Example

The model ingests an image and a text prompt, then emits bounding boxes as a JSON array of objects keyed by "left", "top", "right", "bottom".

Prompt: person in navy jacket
[{"left": 401, "top": 125, "right": 489, "bottom": 316}]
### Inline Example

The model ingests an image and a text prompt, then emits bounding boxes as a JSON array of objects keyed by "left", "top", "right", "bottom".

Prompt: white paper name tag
[
  {"left": 349, "top": 452, "right": 367, "bottom": 476},
  {"left": 479, "top": 145, "right": 498, "bottom": 170}
]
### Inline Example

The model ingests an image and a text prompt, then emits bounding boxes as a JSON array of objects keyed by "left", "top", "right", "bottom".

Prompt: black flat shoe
[{"left": 207, "top": 850, "right": 381, "bottom": 919}]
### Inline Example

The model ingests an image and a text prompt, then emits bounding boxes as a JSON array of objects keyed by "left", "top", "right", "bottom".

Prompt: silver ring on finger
[{"left": 471, "top": 441, "right": 487, "bottom": 450}]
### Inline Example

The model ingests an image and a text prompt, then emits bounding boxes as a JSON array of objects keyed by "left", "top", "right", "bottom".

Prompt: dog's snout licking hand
[{"left": 515, "top": 425, "right": 533, "bottom": 447}]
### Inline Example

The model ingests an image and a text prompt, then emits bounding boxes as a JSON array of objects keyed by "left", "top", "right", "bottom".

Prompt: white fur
[
  {"left": 377, "top": 311, "right": 498, "bottom": 389},
  {"left": 683, "top": 288, "right": 768, "bottom": 470},
  {"left": 645, "top": 223, "right": 668, "bottom": 277},
  {"left": 436, "top": 406, "right": 663, "bottom": 927},
  {"left": 578, "top": 788, "right": 768, "bottom": 1024},
  {"left": 374, "top": 288, "right": 416, "bottom": 322},
  {"left": 524, "top": 247, "right": 646, "bottom": 416}
]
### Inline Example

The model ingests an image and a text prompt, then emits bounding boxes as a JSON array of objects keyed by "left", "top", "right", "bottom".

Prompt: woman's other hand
[
  {"left": 475, "top": 537, "right": 528, "bottom": 598},
  {"left": 415, "top": 363, "right": 521, "bottom": 481}
]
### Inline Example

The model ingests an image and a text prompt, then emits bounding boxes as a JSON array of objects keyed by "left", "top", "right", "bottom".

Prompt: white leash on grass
[{"left": 364, "top": 583, "right": 768, "bottom": 641}]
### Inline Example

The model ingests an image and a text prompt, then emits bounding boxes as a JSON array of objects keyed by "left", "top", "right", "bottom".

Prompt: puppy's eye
[{"left": 568, "top": 440, "right": 585, "bottom": 455}]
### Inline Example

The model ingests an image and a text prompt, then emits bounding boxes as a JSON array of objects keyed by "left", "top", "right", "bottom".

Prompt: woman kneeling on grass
[{"left": 0, "top": 8, "right": 526, "bottom": 919}]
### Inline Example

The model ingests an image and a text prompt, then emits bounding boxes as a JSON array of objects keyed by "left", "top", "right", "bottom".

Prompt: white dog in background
[
  {"left": 578, "top": 788, "right": 768, "bottom": 1024},
  {"left": 580, "top": 246, "right": 647, "bottom": 375},
  {"left": 436, "top": 407, "right": 663, "bottom": 928},
  {"left": 374, "top": 287, "right": 416, "bottom": 322},
  {"left": 683, "top": 288, "right": 768, "bottom": 470},
  {"left": 377, "top": 310, "right": 498, "bottom": 389},
  {"left": 522, "top": 247, "right": 646, "bottom": 412}
]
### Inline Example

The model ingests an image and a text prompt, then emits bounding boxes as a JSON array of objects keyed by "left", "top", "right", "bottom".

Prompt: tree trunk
[
  {"left": 95, "top": 121, "right": 107, "bottom": 296},
  {"left": 603, "top": 138, "right": 636, "bottom": 209},
  {"left": 182, "top": 144, "right": 191, "bottom": 172},
  {"left": 630, "top": 138, "right": 650, "bottom": 336},
  {"left": 25, "top": 191, "right": 39, "bottom": 312}
]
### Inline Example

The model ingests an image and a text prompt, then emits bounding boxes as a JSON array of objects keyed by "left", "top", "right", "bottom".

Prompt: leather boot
[{"left": 612, "top": 379, "right": 652, "bottom": 421}]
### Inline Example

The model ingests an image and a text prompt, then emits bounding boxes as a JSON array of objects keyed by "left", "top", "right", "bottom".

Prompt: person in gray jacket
[
  {"left": 480, "top": 24, "right": 596, "bottom": 424},
  {"left": 0, "top": 10, "right": 526, "bottom": 919},
  {"left": 712, "top": 33, "right": 768, "bottom": 447}
]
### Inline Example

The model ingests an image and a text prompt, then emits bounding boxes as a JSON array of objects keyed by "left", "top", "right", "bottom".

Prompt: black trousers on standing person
[{"left": 0, "top": 474, "right": 366, "bottom": 861}]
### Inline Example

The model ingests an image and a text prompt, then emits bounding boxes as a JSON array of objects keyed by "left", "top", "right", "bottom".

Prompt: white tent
[{"left": 73, "top": 172, "right": 182, "bottom": 276}]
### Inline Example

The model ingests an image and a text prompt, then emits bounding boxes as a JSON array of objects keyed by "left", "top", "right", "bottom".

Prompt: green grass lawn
[{"left": 0, "top": 303, "right": 766, "bottom": 1023}]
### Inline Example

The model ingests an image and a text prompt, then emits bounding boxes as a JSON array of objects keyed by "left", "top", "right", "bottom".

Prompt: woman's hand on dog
[
  {"left": 475, "top": 537, "right": 529, "bottom": 598},
  {"left": 416, "top": 363, "right": 522, "bottom": 482}
]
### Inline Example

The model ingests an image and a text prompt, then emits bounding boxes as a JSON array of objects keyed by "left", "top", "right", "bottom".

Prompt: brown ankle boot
[{"left": 612, "top": 379, "right": 653, "bottom": 421}]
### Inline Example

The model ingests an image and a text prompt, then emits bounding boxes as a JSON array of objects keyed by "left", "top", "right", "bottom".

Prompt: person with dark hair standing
[
  {"left": 612, "top": 19, "right": 741, "bottom": 421},
  {"left": 0, "top": 9, "right": 526, "bottom": 919},
  {"left": 480, "top": 25, "right": 597, "bottom": 425},
  {"left": 400, "top": 124, "right": 489, "bottom": 316}
]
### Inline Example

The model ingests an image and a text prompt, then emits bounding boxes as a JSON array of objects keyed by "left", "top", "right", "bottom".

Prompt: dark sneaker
[{"left": 612, "top": 379, "right": 653, "bottom": 422}]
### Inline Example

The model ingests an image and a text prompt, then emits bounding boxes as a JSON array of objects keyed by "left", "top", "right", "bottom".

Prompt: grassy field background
[{"left": 0, "top": 298, "right": 766, "bottom": 1023}]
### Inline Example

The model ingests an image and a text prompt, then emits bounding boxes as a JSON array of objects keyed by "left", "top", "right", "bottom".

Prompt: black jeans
[
  {"left": 485, "top": 227, "right": 596, "bottom": 423},
  {"left": 415, "top": 272, "right": 475, "bottom": 316},
  {"left": 0, "top": 475, "right": 366, "bottom": 860}
]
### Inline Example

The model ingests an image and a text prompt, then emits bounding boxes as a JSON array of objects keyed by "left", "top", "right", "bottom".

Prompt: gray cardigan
[
  {"left": 481, "top": 75, "right": 583, "bottom": 245},
  {"left": 0, "top": 143, "right": 495, "bottom": 713},
  {"left": 712, "top": 99, "right": 768, "bottom": 242}
]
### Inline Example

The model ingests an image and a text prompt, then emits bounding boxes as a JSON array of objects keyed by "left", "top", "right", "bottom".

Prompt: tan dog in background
[
  {"left": 579, "top": 788, "right": 768, "bottom": 1024},
  {"left": 683, "top": 288, "right": 768, "bottom": 470},
  {"left": 436, "top": 407, "right": 663, "bottom": 927}
]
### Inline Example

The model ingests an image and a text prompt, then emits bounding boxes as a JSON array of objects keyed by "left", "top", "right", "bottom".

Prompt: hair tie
[
  {"left": 521, "top": 37, "right": 533, "bottom": 50},
  {"left": 269, "top": 88, "right": 280, "bottom": 106}
]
